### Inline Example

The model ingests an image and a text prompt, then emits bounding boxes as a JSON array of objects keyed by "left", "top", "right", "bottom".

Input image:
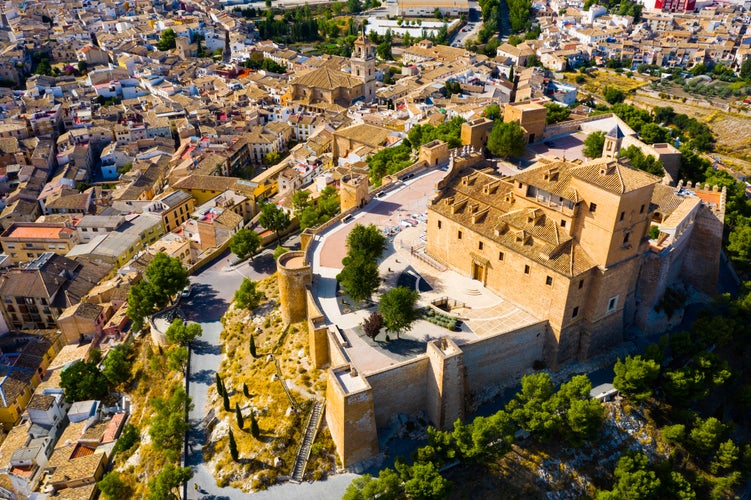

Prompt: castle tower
[
  {"left": 339, "top": 173, "right": 369, "bottom": 212},
  {"left": 276, "top": 251, "right": 312, "bottom": 324},
  {"left": 350, "top": 34, "right": 376, "bottom": 103},
  {"left": 602, "top": 124, "right": 624, "bottom": 159}
]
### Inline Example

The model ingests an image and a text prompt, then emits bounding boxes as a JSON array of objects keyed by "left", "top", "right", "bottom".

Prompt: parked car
[{"left": 181, "top": 285, "right": 192, "bottom": 298}]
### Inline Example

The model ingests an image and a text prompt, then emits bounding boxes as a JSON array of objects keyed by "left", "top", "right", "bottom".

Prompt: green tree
[
  {"left": 711, "top": 439, "right": 739, "bottom": 475},
  {"left": 250, "top": 410, "right": 260, "bottom": 438},
  {"left": 229, "top": 428, "right": 239, "bottom": 461},
  {"left": 77, "top": 60, "right": 87, "bottom": 74},
  {"left": 508, "top": 372, "right": 557, "bottom": 439},
  {"left": 565, "top": 397, "right": 604, "bottom": 445},
  {"left": 98, "top": 471, "right": 132, "bottom": 499},
  {"left": 486, "top": 121, "right": 526, "bottom": 159},
  {"left": 234, "top": 278, "right": 265, "bottom": 311},
  {"left": 662, "top": 424, "right": 685, "bottom": 444},
  {"left": 264, "top": 151, "right": 281, "bottom": 165},
  {"left": 146, "top": 463, "right": 193, "bottom": 500},
  {"left": 728, "top": 223, "right": 751, "bottom": 262},
  {"left": 689, "top": 417, "right": 726, "bottom": 458},
  {"left": 453, "top": 411, "right": 514, "bottom": 460},
  {"left": 292, "top": 190, "right": 311, "bottom": 217},
  {"left": 639, "top": 123, "right": 669, "bottom": 144},
  {"left": 149, "top": 386, "right": 192, "bottom": 461},
  {"left": 597, "top": 452, "right": 660, "bottom": 500},
  {"left": 484, "top": 104, "right": 501, "bottom": 120},
  {"left": 583, "top": 130, "right": 606, "bottom": 158},
  {"left": 544, "top": 102, "right": 571, "bottom": 124},
  {"left": 146, "top": 253, "right": 189, "bottom": 306},
  {"left": 400, "top": 461, "right": 451, "bottom": 499},
  {"left": 740, "top": 57, "right": 751, "bottom": 80},
  {"left": 613, "top": 355, "right": 660, "bottom": 401},
  {"left": 157, "top": 28, "right": 178, "bottom": 51},
  {"left": 379, "top": 286, "right": 419, "bottom": 339},
  {"left": 112, "top": 424, "right": 140, "bottom": 456},
  {"left": 101, "top": 343, "right": 132, "bottom": 387},
  {"left": 376, "top": 40, "right": 392, "bottom": 60},
  {"left": 343, "top": 468, "right": 403, "bottom": 499},
  {"left": 337, "top": 255, "right": 381, "bottom": 302},
  {"left": 243, "top": 382, "right": 250, "bottom": 398},
  {"left": 230, "top": 228, "right": 262, "bottom": 260},
  {"left": 60, "top": 361, "right": 109, "bottom": 402},
  {"left": 346, "top": 224, "right": 387, "bottom": 261},
  {"left": 236, "top": 403, "right": 244, "bottom": 429},
  {"left": 603, "top": 85, "right": 626, "bottom": 104},
  {"left": 126, "top": 280, "right": 159, "bottom": 332},
  {"left": 259, "top": 203, "right": 291, "bottom": 245},
  {"left": 167, "top": 345, "right": 189, "bottom": 372},
  {"left": 165, "top": 318, "right": 202, "bottom": 345}
]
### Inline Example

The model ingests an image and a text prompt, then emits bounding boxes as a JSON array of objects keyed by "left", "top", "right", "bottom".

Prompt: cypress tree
[
  {"left": 235, "top": 403, "right": 244, "bottom": 429},
  {"left": 216, "top": 373, "right": 224, "bottom": 397},
  {"left": 228, "top": 428, "right": 238, "bottom": 461},
  {"left": 223, "top": 389, "right": 230, "bottom": 412},
  {"left": 249, "top": 411, "right": 259, "bottom": 438},
  {"left": 249, "top": 334, "right": 257, "bottom": 358},
  {"left": 243, "top": 382, "right": 250, "bottom": 398}
]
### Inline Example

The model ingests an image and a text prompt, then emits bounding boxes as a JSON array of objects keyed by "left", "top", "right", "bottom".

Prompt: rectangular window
[
  {"left": 572, "top": 306, "right": 579, "bottom": 318},
  {"left": 579, "top": 279, "right": 584, "bottom": 289},
  {"left": 623, "top": 232, "right": 630, "bottom": 244},
  {"left": 5, "top": 244, "right": 13, "bottom": 249},
  {"left": 620, "top": 211, "right": 625, "bottom": 221},
  {"left": 478, "top": 241, "right": 483, "bottom": 250},
  {"left": 560, "top": 220, "right": 566, "bottom": 228},
  {"left": 607, "top": 296, "right": 618, "bottom": 312},
  {"left": 524, "top": 265, "right": 530, "bottom": 275},
  {"left": 499, "top": 251, "right": 504, "bottom": 261},
  {"left": 640, "top": 204, "right": 645, "bottom": 214},
  {"left": 437, "top": 220, "right": 442, "bottom": 229},
  {"left": 545, "top": 276, "right": 553, "bottom": 286},
  {"left": 457, "top": 231, "right": 462, "bottom": 240},
  {"left": 589, "top": 203, "right": 597, "bottom": 213}
]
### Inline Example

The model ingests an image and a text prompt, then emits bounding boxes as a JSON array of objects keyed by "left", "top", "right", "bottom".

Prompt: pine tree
[
  {"left": 228, "top": 428, "right": 238, "bottom": 462},
  {"left": 249, "top": 334, "right": 257, "bottom": 358},
  {"left": 249, "top": 411, "right": 260, "bottom": 438},
  {"left": 243, "top": 382, "right": 250, "bottom": 398},
  {"left": 235, "top": 403, "right": 244, "bottom": 429},
  {"left": 223, "top": 389, "right": 230, "bottom": 412}
]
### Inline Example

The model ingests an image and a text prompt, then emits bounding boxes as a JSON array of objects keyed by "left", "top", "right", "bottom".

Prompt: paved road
[{"left": 180, "top": 246, "right": 357, "bottom": 498}]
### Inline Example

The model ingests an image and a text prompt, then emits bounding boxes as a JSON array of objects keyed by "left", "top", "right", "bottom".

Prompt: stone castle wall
[{"left": 367, "top": 357, "right": 430, "bottom": 427}]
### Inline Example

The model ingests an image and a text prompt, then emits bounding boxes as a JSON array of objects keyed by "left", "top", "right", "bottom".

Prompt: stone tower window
[
  {"left": 545, "top": 276, "right": 553, "bottom": 286},
  {"left": 457, "top": 230, "right": 462, "bottom": 239},
  {"left": 607, "top": 296, "right": 618, "bottom": 312},
  {"left": 561, "top": 219, "right": 566, "bottom": 228},
  {"left": 499, "top": 251, "right": 504, "bottom": 261},
  {"left": 640, "top": 204, "right": 645, "bottom": 214},
  {"left": 589, "top": 202, "right": 597, "bottom": 213},
  {"left": 524, "top": 264, "right": 530, "bottom": 274},
  {"left": 478, "top": 241, "right": 483, "bottom": 250},
  {"left": 620, "top": 211, "right": 625, "bottom": 221},
  {"left": 579, "top": 279, "right": 584, "bottom": 289},
  {"left": 437, "top": 220, "right": 442, "bottom": 229},
  {"left": 572, "top": 306, "right": 579, "bottom": 318}
]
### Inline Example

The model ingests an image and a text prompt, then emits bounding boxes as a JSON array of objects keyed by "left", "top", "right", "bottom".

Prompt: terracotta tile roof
[
  {"left": 430, "top": 168, "right": 595, "bottom": 277},
  {"left": 292, "top": 67, "right": 363, "bottom": 90},
  {"left": 26, "top": 394, "right": 55, "bottom": 411},
  {"left": 333, "top": 123, "right": 391, "bottom": 149},
  {"left": 173, "top": 175, "right": 239, "bottom": 192},
  {"left": 48, "top": 451, "right": 105, "bottom": 485}
]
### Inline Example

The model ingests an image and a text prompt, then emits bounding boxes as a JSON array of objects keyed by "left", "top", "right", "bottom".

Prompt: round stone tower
[
  {"left": 339, "top": 173, "right": 369, "bottom": 212},
  {"left": 277, "top": 251, "right": 313, "bottom": 325}
]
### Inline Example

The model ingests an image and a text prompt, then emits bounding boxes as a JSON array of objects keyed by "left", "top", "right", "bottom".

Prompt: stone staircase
[
  {"left": 290, "top": 400, "right": 325, "bottom": 483},
  {"left": 464, "top": 288, "right": 482, "bottom": 296}
]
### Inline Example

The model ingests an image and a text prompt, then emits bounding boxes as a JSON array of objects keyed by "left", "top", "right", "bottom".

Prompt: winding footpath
[{"left": 180, "top": 249, "right": 357, "bottom": 499}]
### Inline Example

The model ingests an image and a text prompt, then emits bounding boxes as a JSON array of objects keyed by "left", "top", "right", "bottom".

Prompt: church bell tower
[{"left": 351, "top": 34, "right": 376, "bottom": 103}]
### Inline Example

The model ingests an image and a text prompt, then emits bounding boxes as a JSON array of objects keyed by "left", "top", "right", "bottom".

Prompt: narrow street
[{"left": 180, "top": 247, "right": 357, "bottom": 498}]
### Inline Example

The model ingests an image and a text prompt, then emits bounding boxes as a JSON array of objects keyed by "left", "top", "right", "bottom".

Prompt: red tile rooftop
[{"left": 6, "top": 226, "right": 63, "bottom": 239}]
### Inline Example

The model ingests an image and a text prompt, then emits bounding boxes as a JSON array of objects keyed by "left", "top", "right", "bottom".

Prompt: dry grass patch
[{"left": 209, "top": 274, "right": 335, "bottom": 491}]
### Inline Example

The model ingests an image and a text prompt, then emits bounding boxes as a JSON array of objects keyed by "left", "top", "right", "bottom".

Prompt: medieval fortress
[{"left": 277, "top": 108, "right": 726, "bottom": 467}]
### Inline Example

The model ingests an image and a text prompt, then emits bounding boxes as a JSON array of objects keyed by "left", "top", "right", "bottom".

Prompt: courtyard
[{"left": 309, "top": 168, "right": 542, "bottom": 375}]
